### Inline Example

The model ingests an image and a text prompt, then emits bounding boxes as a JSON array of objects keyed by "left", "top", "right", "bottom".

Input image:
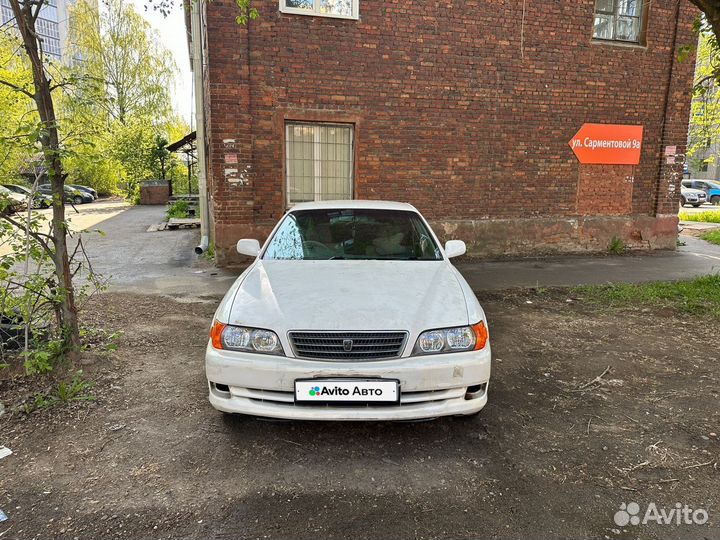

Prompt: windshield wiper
[{"left": 329, "top": 256, "right": 346, "bottom": 260}]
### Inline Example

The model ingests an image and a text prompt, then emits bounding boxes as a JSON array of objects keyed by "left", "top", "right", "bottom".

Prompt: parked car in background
[
  {"left": 206, "top": 200, "right": 491, "bottom": 421},
  {"left": 0, "top": 186, "right": 28, "bottom": 214},
  {"left": 1, "top": 184, "right": 52, "bottom": 209},
  {"left": 681, "top": 179, "right": 720, "bottom": 205},
  {"left": 680, "top": 186, "right": 708, "bottom": 208},
  {"left": 37, "top": 184, "right": 93, "bottom": 204},
  {"left": 69, "top": 184, "right": 97, "bottom": 199}
]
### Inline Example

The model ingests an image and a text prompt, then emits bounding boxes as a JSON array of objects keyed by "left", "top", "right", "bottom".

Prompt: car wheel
[
  {"left": 712, "top": 195, "right": 720, "bottom": 205},
  {"left": 680, "top": 197, "right": 687, "bottom": 207},
  {"left": 73, "top": 195, "right": 83, "bottom": 205}
]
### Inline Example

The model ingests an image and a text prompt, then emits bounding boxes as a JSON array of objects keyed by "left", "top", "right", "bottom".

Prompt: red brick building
[{"left": 188, "top": 0, "right": 697, "bottom": 265}]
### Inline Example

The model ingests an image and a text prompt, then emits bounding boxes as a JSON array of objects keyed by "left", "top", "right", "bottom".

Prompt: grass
[
  {"left": 678, "top": 210, "right": 720, "bottom": 223},
  {"left": 700, "top": 230, "right": 720, "bottom": 246},
  {"left": 573, "top": 275, "right": 720, "bottom": 318}
]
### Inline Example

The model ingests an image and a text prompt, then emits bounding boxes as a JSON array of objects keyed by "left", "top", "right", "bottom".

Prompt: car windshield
[
  {"left": 263, "top": 209, "right": 443, "bottom": 261},
  {"left": 706, "top": 181, "right": 720, "bottom": 189}
]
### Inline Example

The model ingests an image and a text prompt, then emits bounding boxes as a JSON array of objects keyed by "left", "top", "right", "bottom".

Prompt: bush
[
  {"left": 128, "top": 184, "right": 141, "bottom": 205},
  {"left": 166, "top": 200, "right": 189, "bottom": 220},
  {"left": 679, "top": 211, "right": 720, "bottom": 223}
]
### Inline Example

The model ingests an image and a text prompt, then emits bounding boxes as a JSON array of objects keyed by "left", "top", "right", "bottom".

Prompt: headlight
[
  {"left": 413, "top": 321, "right": 488, "bottom": 355},
  {"left": 210, "top": 321, "right": 284, "bottom": 355}
]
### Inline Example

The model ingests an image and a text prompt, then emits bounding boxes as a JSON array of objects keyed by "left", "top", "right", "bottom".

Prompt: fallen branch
[
  {"left": 683, "top": 460, "right": 715, "bottom": 470},
  {"left": 624, "top": 460, "right": 650, "bottom": 474},
  {"left": 576, "top": 366, "right": 612, "bottom": 391}
]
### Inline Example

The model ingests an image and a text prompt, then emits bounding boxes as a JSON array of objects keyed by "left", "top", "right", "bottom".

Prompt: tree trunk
[
  {"left": 9, "top": 0, "right": 81, "bottom": 355},
  {"left": 690, "top": 1, "right": 720, "bottom": 46}
]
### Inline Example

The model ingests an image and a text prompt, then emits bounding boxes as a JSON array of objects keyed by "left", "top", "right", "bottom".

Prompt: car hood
[{"left": 226, "top": 260, "right": 470, "bottom": 332}]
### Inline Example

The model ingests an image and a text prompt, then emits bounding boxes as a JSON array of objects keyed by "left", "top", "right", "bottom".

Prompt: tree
[
  {"left": 1, "top": 0, "right": 81, "bottom": 354},
  {"left": 687, "top": 33, "right": 720, "bottom": 174},
  {"left": 0, "top": 33, "right": 36, "bottom": 184},
  {"left": 691, "top": 2, "right": 720, "bottom": 51},
  {"left": 68, "top": 0, "right": 176, "bottom": 125}
]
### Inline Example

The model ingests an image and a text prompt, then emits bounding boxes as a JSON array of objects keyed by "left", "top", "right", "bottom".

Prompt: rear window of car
[{"left": 263, "top": 209, "right": 442, "bottom": 261}]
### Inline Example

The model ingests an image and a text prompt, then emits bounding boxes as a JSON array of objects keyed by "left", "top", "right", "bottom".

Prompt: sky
[{"left": 126, "top": 0, "right": 193, "bottom": 125}]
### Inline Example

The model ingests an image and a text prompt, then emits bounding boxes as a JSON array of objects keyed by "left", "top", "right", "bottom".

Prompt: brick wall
[{"left": 202, "top": 0, "right": 697, "bottom": 265}]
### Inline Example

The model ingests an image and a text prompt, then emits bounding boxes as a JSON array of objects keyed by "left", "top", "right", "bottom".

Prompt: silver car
[{"left": 680, "top": 186, "right": 707, "bottom": 208}]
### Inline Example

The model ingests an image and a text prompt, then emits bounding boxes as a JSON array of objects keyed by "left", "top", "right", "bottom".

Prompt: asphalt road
[
  {"left": 0, "top": 199, "right": 130, "bottom": 258},
  {"left": 7, "top": 200, "right": 720, "bottom": 294}
]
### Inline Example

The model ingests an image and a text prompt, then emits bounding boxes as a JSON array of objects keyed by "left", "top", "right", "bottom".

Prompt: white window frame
[
  {"left": 285, "top": 122, "right": 355, "bottom": 207},
  {"left": 279, "top": 0, "right": 359, "bottom": 20}
]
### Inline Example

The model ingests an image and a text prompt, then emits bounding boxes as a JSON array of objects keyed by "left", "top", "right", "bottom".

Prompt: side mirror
[
  {"left": 237, "top": 239, "right": 261, "bottom": 257},
  {"left": 444, "top": 240, "right": 466, "bottom": 259}
]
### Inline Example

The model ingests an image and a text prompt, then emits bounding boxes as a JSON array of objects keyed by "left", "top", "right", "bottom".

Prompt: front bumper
[{"left": 205, "top": 344, "right": 491, "bottom": 421}]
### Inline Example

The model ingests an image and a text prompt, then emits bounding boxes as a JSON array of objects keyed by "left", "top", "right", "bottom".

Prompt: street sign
[{"left": 568, "top": 124, "right": 643, "bottom": 165}]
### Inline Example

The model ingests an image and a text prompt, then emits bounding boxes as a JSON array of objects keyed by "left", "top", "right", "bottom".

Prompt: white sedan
[{"left": 205, "top": 200, "right": 491, "bottom": 421}]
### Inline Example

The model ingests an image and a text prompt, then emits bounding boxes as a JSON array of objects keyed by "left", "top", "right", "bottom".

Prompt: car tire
[
  {"left": 73, "top": 195, "right": 83, "bottom": 205},
  {"left": 680, "top": 197, "right": 687, "bottom": 207},
  {"left": 712, "top": 195, "right": 720, "bottom": 205}
]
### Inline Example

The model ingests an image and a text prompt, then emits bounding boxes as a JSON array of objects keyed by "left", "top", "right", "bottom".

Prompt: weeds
[
  {"left": 23, "top": 370, "right": 95, "bottom": 413},
  {"left": 166, "top": 200, "right": 189, "bottom": 220},
  {"left": 80, "top": 327, "right": 123, "bottom": 352},
  {"left": 574, "top": 275, "right": 720, "bottom": 317},
  {"left": 22, "top": 338, "right": 66, "bottom": 375},
  {"left": 202, "top": 241, "right": 215, "bottom": 262},
  {"left": 608, "top": 236, "right": 627, "bottom": 255},
  {"left": 56, "top": 371, "right": 95, "bottom": 403}
]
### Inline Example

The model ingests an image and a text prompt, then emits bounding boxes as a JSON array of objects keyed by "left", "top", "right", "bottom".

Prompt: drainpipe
[{"left": 191, "top": 0, "right": 210, "bottom": 255}]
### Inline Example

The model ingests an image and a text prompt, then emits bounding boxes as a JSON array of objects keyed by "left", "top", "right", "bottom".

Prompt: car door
[{"left": 695, "top": 181, "right": 710, "bottom": 195}]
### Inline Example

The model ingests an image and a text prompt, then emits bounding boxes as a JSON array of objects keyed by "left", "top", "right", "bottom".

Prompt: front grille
[{"left": 289, "top": 331, "right": 408, "bottom": 361}]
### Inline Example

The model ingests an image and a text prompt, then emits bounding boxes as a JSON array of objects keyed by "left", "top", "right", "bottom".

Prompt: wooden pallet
[{"left": 167, "top": 218, "right": 201, "bottom": 229}]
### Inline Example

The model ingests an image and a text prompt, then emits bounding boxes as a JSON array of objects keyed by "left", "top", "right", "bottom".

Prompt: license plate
[{"left": 295, "top": 379, "right": 400, "bottom": 404}]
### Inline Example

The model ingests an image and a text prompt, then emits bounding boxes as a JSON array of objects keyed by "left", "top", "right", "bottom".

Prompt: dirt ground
[{"left": 1, "top": 288, "right": 719, "bottom": 540}]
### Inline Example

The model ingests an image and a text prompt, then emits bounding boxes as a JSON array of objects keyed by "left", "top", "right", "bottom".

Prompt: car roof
[{"left": 288, "top": 200, "right": 418, "bottom": 212}]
